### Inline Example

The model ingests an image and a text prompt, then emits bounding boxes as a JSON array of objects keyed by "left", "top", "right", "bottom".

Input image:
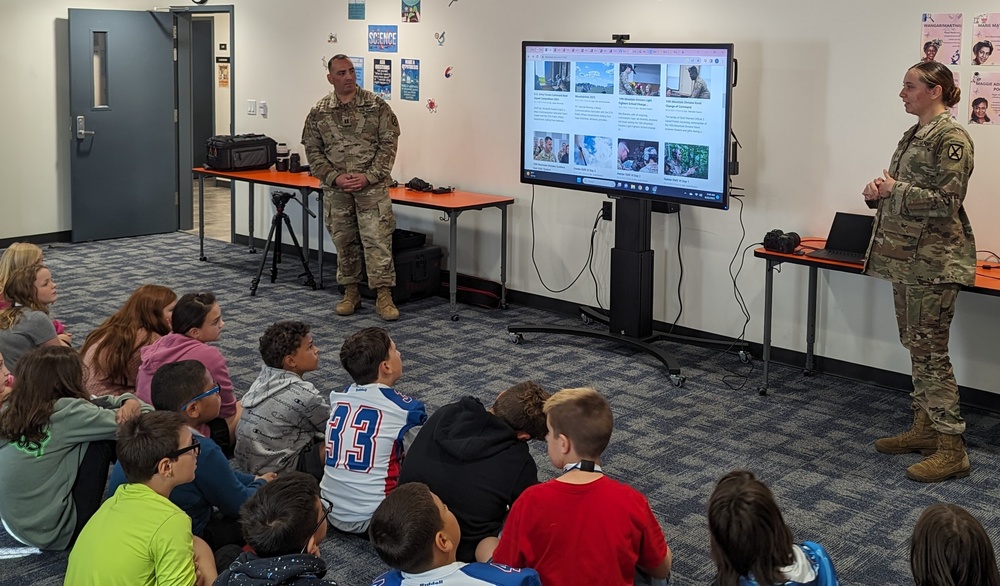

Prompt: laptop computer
[{"left": 805, "top": 212, "right": 875, "bottom": 264}]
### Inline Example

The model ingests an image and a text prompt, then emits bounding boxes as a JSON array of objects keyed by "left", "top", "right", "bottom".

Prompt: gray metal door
[{"left": 69, "top": 8, "right": 177, "bottom": 242}]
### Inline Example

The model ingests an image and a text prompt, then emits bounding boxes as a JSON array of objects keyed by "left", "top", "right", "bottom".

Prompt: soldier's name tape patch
[{"left": 947, "top": 144, "right": 963, "bottom": 161}]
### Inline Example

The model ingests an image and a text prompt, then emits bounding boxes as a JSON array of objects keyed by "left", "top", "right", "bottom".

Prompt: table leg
[
  {"left": 229, "top": 179, "right": 236, "bottom": 244},
  {"left": 318, "top": 192, "right": 325, "bottom": 289},
  {"left": 805, "top": 265, "right": 818, "bottom": 376},
  {"left": 248, "top": 181, "right": 257, "bottom": 253},
  {"left": 760, "top": 259, "right": 775, "bottom": 395},
  {"left": 500, "top": 204, "right": 508, "bottom": 309},
  {"left": 449, "top": 211, "right": 460, "bottom": 321},
  {"left": 198, "top": 174, "right": 207, "bottom": 261},
  {"left": 300, "top": 188, "right": 309, "bottom": 264}
]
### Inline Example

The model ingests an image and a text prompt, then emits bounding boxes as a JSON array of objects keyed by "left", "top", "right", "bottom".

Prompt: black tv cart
[{"left": 507, "top": 195, "right": 687, "bottom": 387}]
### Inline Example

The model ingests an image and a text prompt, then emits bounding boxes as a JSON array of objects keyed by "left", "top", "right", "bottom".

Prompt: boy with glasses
[
  {"left": 66, "top": 411, "right": 218, "bottom": 585},
  {"left": 216, "top": 471, "right": 340, "bottom": 585},
  {"left": 106, "top": 360, "right": 276, "bottom": 550}
]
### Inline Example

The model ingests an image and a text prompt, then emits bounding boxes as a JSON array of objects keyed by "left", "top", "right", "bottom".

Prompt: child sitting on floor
[
  {"left": 235, "top": 321, "right": 329, "bottom": 479},
  {"left": 708, "top": 470, "right": 838, "bottom": 586},
  {"left": 215, "top": 471, "right": 339, "bottom": 585},
  {"left": 81, "top": 284, "right": 177, "bottom": 397},
  {"left": 137, "top": 291, "right": 241, "bottom": 453},
  {"left": 107, "top": 360, "right": 275, "bottom": 550},
  {"left": 0, "top": 243, "right": 69, "bottom": 345},
  {"left": 910, "top": 503, "right": 1000, "bottom": 586},
  {"left": 0, "top": 264, "right": 70, "bottom": 372},
  {"left": 321, "top": 327, "right": 426, "bottom": 534},
  {"left": 65, "top": 411, "right": 217, "bottom": 585},
  {"left": 482, "top": 387, "right": 671, "bottom": 586},
  {"left": 0, "top": 346, "right": 149, "bottom": 550},
  {"left": 369, "top": 482, "right": 541, "bottom": 586}
]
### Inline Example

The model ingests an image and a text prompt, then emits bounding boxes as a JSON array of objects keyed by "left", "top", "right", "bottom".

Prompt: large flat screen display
[{"left": 521, "top": 41, "right": 735, "bottom": 210}]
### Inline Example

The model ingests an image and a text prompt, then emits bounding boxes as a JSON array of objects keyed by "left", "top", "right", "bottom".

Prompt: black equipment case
[
  {"left": 359, "top": 244, "right": 442, "bottom": 304},
  {"left": 206, "top": 134, "right": 277, "bottom": 171}
]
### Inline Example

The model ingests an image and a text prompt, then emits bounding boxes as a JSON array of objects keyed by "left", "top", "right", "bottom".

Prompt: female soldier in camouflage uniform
[{"left": 862, "top": 61, "right": 975, "bottom": 483}]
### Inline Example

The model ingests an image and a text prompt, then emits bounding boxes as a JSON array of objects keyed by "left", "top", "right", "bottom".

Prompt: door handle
[{"left": 76, "top": 115, "right": 96, "bottom": 140}]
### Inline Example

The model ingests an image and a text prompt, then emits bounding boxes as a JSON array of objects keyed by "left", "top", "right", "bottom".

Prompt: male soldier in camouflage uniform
[
  {"left": 863, "top": 62, "right": 975, "bottom": 483},
  {"left": 535, "top": 137, "right": 557, "bottom": 163},
  {"left": 688, "top": 66, "right": 710, "bottom": 99},
  {"left": 302, "top": 54, "right": 402, "bottom": 321}
]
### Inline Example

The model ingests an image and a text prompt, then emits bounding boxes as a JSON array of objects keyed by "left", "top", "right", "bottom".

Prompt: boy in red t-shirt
[{"left": 481, "top": 387, "right": 671, "bottom": 586}]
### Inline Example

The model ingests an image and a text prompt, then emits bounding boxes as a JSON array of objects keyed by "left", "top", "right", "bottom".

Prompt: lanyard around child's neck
[{"left": 562, "top": 460, "right": 603, "bottom": 473}]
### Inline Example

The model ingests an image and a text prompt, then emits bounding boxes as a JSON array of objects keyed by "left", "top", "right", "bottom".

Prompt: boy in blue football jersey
[{"left": 369, "top": 482, "right": 541, "bottom": 586}]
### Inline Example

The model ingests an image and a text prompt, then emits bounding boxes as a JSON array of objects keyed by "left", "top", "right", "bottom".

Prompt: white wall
[{"left": 3, "top": 1, "right": 999, "bottom": 393}]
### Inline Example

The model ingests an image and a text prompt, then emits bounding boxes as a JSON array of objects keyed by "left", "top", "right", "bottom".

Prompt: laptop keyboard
[{"left": 807, "top": 249, "right": 865, "bottom": 263}]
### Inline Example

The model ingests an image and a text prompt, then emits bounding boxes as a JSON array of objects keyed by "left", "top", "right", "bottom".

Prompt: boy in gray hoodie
[{"left": 234, "top": 321, "right": 329, "bottom": 478}]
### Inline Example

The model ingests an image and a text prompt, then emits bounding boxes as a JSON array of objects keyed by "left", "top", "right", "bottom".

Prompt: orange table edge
[{"left": 192, "top": 167, "right": 514, "bottom": 318}]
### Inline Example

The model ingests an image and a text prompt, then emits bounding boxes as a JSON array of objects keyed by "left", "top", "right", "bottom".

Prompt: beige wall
[{"left": 2, "top": 1, "right": 999, "bottom": 393}]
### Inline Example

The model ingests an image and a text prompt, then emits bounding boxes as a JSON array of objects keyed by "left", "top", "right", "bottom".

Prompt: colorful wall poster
[
  {"left": 368, "top": 25, "right": 398, "bottom": 53},
  {"left": 374, "top": 59, "right": 392, "bottom": 100},
  {"left": 401, "top": 59, "right": 420, "bottom": 101},
  {"left": 970, "top": 71, "right": 1000, "bottom": 124},
  {"left": 217, "top": 64, "right": 229, "bottom": 88},
  {"left": 348, "top": 0, "right": 365, "bottom": 20},
  {"left": 920, "top": 13, "right": 963, "bottom": 65},
  {"left": 402, "top": 0, "right": 420, "bottom": 23},
  {"left": 350, "top": 56, "right": 365, "bottom": 89},
  {"left": 972, "top": 14, "right": 1000, "bottom": 66}
]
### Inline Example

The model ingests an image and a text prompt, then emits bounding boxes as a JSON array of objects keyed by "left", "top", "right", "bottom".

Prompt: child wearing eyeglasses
[
  {"left": 216, "top": 471, "right": 340, "bottom": 585},
  {"left": 66, "top": 410, "right": 218, "bottom": 585},
  {"left": 106, "top": 360, "right": 276, "bottom": 551},
  {"left": 136, "top": 291, "right": 242, "bottom": 456},
  {"left": 234, "top": 321, "right": 329, "bottom": 479},
  {"left": 0, "top": 346, "right": 150, "bottom": 551}
]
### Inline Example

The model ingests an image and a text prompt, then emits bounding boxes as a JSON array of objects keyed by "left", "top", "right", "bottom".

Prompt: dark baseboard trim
[
  {"left": 0, "top": 231, "right": 72, "bottom": 249},
  {"left": 506, "top": 287, "right": 1000, "bottom": 414}
]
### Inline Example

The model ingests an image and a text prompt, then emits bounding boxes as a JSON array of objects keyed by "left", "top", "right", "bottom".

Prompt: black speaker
[{"left": 763, "top": 229, "right": 801, "bottom": 254}]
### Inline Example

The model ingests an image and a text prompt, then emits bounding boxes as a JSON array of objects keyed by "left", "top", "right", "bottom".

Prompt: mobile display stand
[
  {"left": 250, "top": 191, "right": 318, "bottom": 296},
  {"left": 508, "top": 196, "right": 686, "bottom": 387}
]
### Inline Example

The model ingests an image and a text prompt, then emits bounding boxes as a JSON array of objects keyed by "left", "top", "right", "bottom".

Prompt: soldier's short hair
[{"left": 328, "top": 54, "right": 351, "bottom": 73}]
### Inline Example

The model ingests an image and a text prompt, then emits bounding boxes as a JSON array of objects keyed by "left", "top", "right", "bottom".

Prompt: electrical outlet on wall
[{"left": 247, "top": 99, "right": 257, "bottom": 115}]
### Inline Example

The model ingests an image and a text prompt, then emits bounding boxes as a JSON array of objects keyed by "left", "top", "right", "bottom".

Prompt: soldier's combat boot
[
  {"left": 335, "top": 285, "right": 361, "bottom": 316},
  {"left": 874, "top": 406, "right": 937, "bottom": 455},
  {"left": 906, "top": 433, "right": 970, "bottom": 483},
  {"left": 375, "top": 287, "right": 399, "bottom": 321}
]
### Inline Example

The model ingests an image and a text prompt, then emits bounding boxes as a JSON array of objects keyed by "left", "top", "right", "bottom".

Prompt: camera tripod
[{"left": 250, "top": 191, "right": 318, "bottom": 296}]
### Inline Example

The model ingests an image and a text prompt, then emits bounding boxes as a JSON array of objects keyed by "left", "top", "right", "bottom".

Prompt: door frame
[{"left": 174, "top": 4, "right": 235, "bottom": 231}]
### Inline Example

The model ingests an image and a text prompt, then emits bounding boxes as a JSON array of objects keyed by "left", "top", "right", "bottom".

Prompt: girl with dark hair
[
  {"left": 81, "top": 284, "right": 177, "bottom": 397},
  {"left": 0, "top": 346, "right": 149, "bottom": 550},
  {"left": 863, "top": 61, "right": 976, "bottom": 483},
  {"left": 910, "top": 503, "right": 1000, "bottom": 586},
  {"left": 708, "top": 470, "right": 837, "bottom": 586},
  {"left": 136, "top": 291, "right": 241, "bottom": 452},
  {"left": 0, "top": 264, "right": 69, "bottom": 373}
]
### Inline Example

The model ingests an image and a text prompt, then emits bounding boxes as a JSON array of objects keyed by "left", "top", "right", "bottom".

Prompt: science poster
[
  {"left": 402, "top": 0, "right": 420, "bottom": 23},
  {"left": 369, "top": 25, "right": 398, "bottom": 53},
  {"left": 401, "top": 59, "right": 420, "bottom": 101},
  {"left": 972, "top": 14, "right": 1000, "bottom": 66},
  {"left": 920, "top": 13, "right": 963, "bottom": 65},
  {"left": 348, "top": 0, "right": 365, "bottom": 20},
  {"left": 970, "top": 71, "right": 1000, "bottom": 125},
  {"left": 374, "top": 59, "right": 392, "bottom": 100},
  {"left": 350, "top": 56, "right": 365, "bottom": 89}
]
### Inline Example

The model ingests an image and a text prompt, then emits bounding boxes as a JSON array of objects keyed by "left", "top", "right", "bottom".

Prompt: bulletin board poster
[
  {"left": 970, "top": 71, "right": 1000, "bottom": 125},
  {"left": 921, "top": 13, "right": 963, "bottom": 65},
  {"left": 369, "top": 25, "right": 398, "bottom": 53},
  {"left": 350, "top": 56, "right": 365, "bottom": 89},
  {"left": 401, "top": 59, "right": 420, "bottom": 101},
  {"left": 348, "top": 0, "right": 365, "bottom": 21},
  {"left": 402, "top": 0, "right": 420, "bottom": 23},
  {"left": 374, "top": 59, "right": 392, "bottom": 100},
  {"left": 972, "top": 14, "right": 1000, "bottom": 66},
  {"left": 218, "top": 64, "right": 229, "bottom": 88}
]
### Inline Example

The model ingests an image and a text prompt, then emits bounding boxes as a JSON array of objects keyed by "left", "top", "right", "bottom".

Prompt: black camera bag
[{"left": 206, "top": 134, "right": 277, "bottom": 171}]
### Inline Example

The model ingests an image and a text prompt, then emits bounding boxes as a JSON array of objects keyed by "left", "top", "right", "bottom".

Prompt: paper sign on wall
[
  {"left": 350, "top": 56, "right": 365, "bottom": 89},
  {"left": 920, "top": 13, "right": 963, "bottom": 65},
  {"left": 369, "top": 26, "right": 398, "bottom": 53},
  {"left": 401, "top": 59, "right": 420, "bottom": 101},
  {"left": 972, "top": 14, "right": 1000, "bottom": 66},
  {"left": 374, "top": 59, "right": 392, "bottom": 100},
  {"left": 349, "top": 0, "right": 365, "bottom": 21},
  {"left": 402, "top": 0, "right": 420, "bottom": 23},
  {"left": 970, "top": 71, "right": 1000, "bottom": 124}
]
